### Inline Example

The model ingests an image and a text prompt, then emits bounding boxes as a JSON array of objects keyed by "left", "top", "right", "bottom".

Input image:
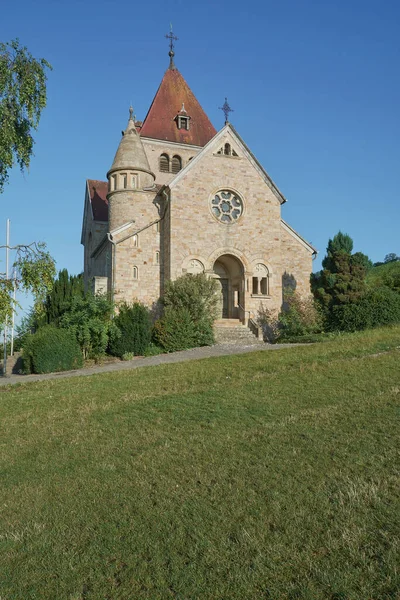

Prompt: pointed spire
[
  {"left": 165, "top": 24, "right": 178, "bottom": 70},
  {"left": 108, "top": 107, "right": 153, "bottom": 176}
]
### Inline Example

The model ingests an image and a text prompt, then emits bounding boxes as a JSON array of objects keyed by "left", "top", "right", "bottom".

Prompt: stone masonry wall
[{"left": 142, "top": 138, "right": 201, "bottom": 187}]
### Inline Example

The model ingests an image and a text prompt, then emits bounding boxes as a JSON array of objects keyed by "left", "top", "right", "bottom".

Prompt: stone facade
[{"left": 81, "top": 61, "right": 316, "bottom": 321}]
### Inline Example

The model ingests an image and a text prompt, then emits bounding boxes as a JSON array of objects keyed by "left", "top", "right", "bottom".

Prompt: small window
[
  {"left": 232, "top": 149, "right": 238, "bottom": 157},
  {"left": 178, "top": 116, "right": 189, "bottom": 130},
  {"left": 121, "top": 173, "right": 127, "bottom": 188},
  {"left": 133, "top": 266, "right": 138, "bottom": 280},
  {"left": 132, "top": 234, "right": 138, "bottom": 247},
  {"left": 171, "top": 155, "right": 182, "bottom": 174},
  {"left": 224, "top": 143, "right": 231, "bottom": 156},
  {"left": 111, "top": 174, "right": 118, "bottom": 191},
  {"left": 160, "top": 154, "right": 169, "bottom": 173},
  {"left": 252, "top": 277, "right": 259, "bottom": 295},
  {"left": 155, "top": 251, "right": 160, "bottom": 265},
  {"left": 260, "top": 277, "right": 268, "bottom": 295},
  {"left": 131, "top": 175, "right": 137, "bottom": 188},
  {"left": 156, "top": 221, "right": 160, "bottom": 233}
]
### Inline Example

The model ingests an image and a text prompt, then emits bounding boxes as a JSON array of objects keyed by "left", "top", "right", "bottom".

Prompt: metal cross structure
[
  {"left": 219, "top": 97, "right": 234, "bottom": 124},
  {"left": 165, "top": 24, "right": 178, "bottom": 68}
]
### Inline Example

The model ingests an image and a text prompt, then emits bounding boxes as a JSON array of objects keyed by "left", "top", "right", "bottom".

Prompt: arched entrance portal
[{"left": 213, "top": 254, "right": 245, "bottom": 319}]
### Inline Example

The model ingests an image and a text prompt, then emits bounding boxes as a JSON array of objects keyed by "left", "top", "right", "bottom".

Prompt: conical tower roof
[
  {"left": 108, "top": 108, "right": 153, "bottom": 174},
  {"left": 139, "top": 68, "right": 217, "bottom": 146}
]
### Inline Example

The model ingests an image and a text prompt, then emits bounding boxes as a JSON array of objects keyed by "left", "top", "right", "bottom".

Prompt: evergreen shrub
[
  {"left": 22, "top": 325, "right": 83, "bottom": 374},
  {"left": 108, "top": 302, "right": 152, "bottom": 358}
]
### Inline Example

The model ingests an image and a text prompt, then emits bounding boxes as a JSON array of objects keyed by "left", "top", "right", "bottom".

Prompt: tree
[
  {"left": 322, "top": 231, "right": 353, "bottom": 271},
  {"left": 0, "top": 241, "right": 56, "bottom": 326},
  {"left": 384, "top": 253, "right": 399, "bottom": 263},
  {"left": 41, "top": 269, "right": 85, "bottom": 326},
  {"left": 0, "top": 39, "right": 52, "bottom": 192}
]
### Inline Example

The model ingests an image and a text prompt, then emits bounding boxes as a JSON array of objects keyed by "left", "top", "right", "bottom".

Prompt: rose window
[{"left": 210, "top": 190, "right": 243, "bottom": 224}]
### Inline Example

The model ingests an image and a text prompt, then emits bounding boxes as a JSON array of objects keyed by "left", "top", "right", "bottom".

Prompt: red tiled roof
[
  {"left": 139, "top": 68, "right": 217, "bottom": 146},
  {"left": 87, "top": 179, "right": 108, "bottom": 222}
]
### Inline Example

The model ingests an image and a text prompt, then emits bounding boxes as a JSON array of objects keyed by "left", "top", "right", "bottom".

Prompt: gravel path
[{"left": 0, "top": 341, "right": 298, "bottom": 387}]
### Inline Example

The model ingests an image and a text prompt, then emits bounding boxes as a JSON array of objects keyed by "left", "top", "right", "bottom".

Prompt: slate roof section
[
  {"left": 139, "top": 68, "right": 217, "bottom": 146},
  {"left": 87, "top": 179, "right": 108, "bottom": 222}
]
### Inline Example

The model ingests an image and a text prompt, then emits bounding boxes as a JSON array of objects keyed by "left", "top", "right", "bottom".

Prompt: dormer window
[
  {"left": 178, "top": 115, "right": 189, "bottom": 130},
  {"left": 175, "top": 103, "right": 191, "bottom": 131}
]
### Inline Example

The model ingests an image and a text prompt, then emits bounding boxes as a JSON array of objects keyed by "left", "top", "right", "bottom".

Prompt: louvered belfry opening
[
  {"left": 159, "top": 153, "right": 170, "bottom": 172},
  {"left": 171, "top": 155, "right": 182, "bottom": 174}
]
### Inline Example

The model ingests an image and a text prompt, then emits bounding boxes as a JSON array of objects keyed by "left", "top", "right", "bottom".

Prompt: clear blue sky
[{"left": 2, "top": 0, "right": 399, "bottom": 316}]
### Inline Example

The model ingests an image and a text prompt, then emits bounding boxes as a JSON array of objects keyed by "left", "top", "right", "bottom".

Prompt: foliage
[
  {"left": 331, "top": 287, "right": 400, "bottom": 332},
  {"left": 155, "top": 273, "right": 218, "bottom": 351},
  {"left": 121, "top": 352, "right": 134, "bottom": 361},
  {"left": 352, "top": 251, "right": 373, "bottom": 271},
  {"left": 162, "top": 273, "right": 219, "bottom": 322},
  {"left": 321, "top": 231, "right": 353, "bottom": 271},
  {"left": 59, "top": 294, "right": 119, "bottom": 359},
  {"left": 108, "top": 302, "right": 152, "bottom": 358},
  {"left": 366, "top": 260, "right": 400, "bottom": 293},
  {"left": 0, "top": 241, "right": 56, "bottom": 326},
  {"left": 41, "top": 269, "right": 85, "bottom": 326},
  {"left": 384, "top": 253, "right": 399, "bottom": 263},
  {"left": 13, "top": 307, "right": 36, "bottom": 351},
  {"left": 22, "top": 325, "right": 82, "bottom": 374},
  {"left": 278, "top": 289, "right": 323, "bottom": 339},
  {"left": 0, "top": 39, "right": 52, "bottom": 192},
  {"left": 153, "top": 307, "right": 200, "bottom": 352}
]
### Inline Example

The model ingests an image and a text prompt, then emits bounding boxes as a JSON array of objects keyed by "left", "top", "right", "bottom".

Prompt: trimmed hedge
[
  {"left": 22, "top": 325, "right": 83, "bottom": 374},
  {"left": 108, "top": 302, "right": 152, "bottom": 358}
]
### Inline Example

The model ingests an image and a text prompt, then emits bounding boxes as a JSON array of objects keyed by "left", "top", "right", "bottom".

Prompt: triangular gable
[
  {"left": 281, "top": 219, "right": 317, "bottom": 254},
  {"left": 167, "top": 124, "right": 287, "bottom": 205}
]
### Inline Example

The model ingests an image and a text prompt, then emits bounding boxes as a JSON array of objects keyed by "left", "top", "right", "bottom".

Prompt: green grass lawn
[{"left": 1, "top": 327, "right": 400, "bottom": 599}]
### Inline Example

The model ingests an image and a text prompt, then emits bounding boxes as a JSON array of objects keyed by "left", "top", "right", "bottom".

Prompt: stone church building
[{"left": 81, "top": 46, "right": 316, "bottom": 323}]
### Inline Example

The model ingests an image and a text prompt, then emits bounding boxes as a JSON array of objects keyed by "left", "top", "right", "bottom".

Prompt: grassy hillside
[
  {"left": 367, "top": 260, "right": 400, "bottom": 289},
  {"left": 1, "top": 327, "right": 400, "bottom": 599}
]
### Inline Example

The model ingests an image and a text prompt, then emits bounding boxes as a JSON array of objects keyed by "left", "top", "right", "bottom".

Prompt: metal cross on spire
[
  {"left": 219, "top": 97, "right": 234, "bottom": 124},
  {"left": 165, "top": 24, "right": 178, "bottom": 69}
]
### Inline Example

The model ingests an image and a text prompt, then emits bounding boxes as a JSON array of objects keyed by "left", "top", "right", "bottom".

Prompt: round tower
[{"left": 107, "top": 107, "right": 156, "bottom": 231}]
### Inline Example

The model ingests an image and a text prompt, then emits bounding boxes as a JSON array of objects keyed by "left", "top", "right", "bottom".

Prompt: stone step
[{"left": 214, "top": 324, "right": 264, "bottom": 345}]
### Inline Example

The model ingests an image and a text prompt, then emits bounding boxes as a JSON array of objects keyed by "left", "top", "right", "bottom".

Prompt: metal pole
[
  {"left": 3, "top": 219, "right": 10, "bottom": 376},
  {"left": 10, "top": 268, "right": 16, "bottom": 356}
]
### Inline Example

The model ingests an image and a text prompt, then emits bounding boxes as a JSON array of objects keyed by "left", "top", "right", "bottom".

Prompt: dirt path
[{"left": 0, "top": 342, "right": 299, "bottom": 387}]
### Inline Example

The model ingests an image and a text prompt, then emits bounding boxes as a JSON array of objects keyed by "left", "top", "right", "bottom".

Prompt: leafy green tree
[
  {"left": 41, "top": 269, "right": 85, "bottom": 326},
  {"left": 109, "top": 302, "right": 152, "bottom": 357},
  {"left": 384, "top": 253, "right": 399, "bottom": 263},
  {"left": 0, "top": 241, "right": 56, "bottom": 326},
  {"left": 352, "top": 252, "right": 373, "bottom": 271},
  {"left": 59, "top": 294, "right": 119, "bottom": 359},
  {"left": 0, "top": 39, "right": 52, "bottom": 192}
]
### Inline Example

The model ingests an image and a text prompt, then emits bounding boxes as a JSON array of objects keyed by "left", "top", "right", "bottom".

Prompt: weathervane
[
  {"left": 219, "top": 97, "right": 233, "bottom": 124},
  {"left": 165, "top": 24, "right": 178, "bottom": 69}
]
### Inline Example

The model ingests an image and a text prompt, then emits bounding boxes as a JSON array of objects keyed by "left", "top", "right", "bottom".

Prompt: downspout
[{"left": 107, "top": 232, "right": 117, "bottom": 309}]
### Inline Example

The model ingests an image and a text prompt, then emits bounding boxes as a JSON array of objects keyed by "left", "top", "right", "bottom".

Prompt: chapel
[{"left": 81, "top": 35, "right": 316, "bottom": 323}]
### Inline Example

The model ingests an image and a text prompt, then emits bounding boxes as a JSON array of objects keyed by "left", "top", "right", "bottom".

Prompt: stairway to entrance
[{"left": 214, "top": 319, "right": 264, "bottom": 345}]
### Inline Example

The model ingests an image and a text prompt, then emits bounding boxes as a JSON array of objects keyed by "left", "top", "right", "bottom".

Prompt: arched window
[
  {"left": 224, "top": 143, "right": 231, "bottom": 156},
  {"left": 133, "top": 266, "right": 138, "bottom": 280},
  {"left": 155, "top": 251, "right": 160, "bottom": 265},
  {"left": 132, "top": 234, "right": 138, "bottom": 247},
  {"left": 252, "top": 264, "right": 269, "bottom": 296},
  {"left": 159, "top": 154, "right": 169, "bottom": 173},
  {"left": 171, "top": 155, "right": 182, "bottom": 174}
]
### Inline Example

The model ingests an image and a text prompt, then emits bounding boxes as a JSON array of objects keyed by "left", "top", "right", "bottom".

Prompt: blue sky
[{"left": 2, "top": 0, "right": 399, "bottom": 316}]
